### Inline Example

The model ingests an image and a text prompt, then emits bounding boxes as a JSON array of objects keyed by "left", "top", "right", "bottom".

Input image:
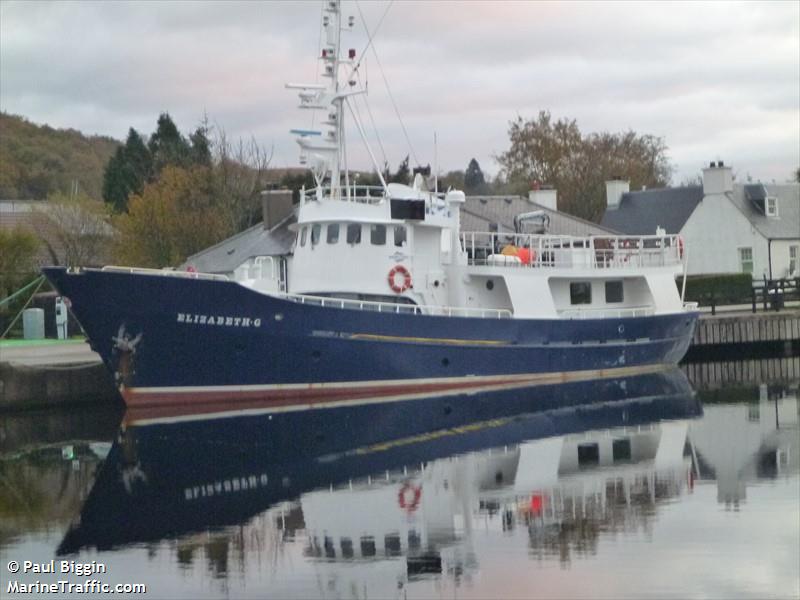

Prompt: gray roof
[
  {"left": 729, "top": 183, "right": 799, "bottom": 240},
  {"left": 600, "top": 186, "right": 704, "bottom": 235},
  {"left": 463, "top": 195, "right": 618, "bottom": 236},
  {"left": 182, "top": 213, "right": 296, "bottom": 274},
  {"left": 600, "top": 183, "right": 799, "bottom": 239}
]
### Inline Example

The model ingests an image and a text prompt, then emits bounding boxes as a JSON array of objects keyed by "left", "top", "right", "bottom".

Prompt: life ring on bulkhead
[
  {"left": 398, "top": 482, "right": 422, "bottom": 512},
  {"left": 388, "top": 265, "right": 412, "bottom": 294}
]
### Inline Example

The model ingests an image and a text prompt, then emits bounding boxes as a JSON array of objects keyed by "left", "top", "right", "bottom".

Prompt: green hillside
[{"left": 0, "top": 112, "right": 121, "bottom": 200}]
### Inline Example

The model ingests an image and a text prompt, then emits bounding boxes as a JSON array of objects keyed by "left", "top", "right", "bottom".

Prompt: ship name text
[{"left": 177, "top": 313, "right": 262, "bottom": 327}]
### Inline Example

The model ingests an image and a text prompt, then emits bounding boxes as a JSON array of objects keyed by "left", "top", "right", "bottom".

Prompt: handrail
[
  {"left": 460, "top": 232, "right": 684, "bottom": 270},
  {"left": 101, "top": 266, "right": 229, "bottom": 281},
  {"left": 559, "top": 306, "right": 655, "bottom": 319},
  {"left": 275, "top": 291, "right": 512, "bottom": 319}
]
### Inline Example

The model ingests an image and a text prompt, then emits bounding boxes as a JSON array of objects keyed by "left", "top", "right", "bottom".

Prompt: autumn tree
[
  {"left": 113, "top": 166, "right": 231, "bottom": 268},
  {"left": 496, "top": 111, "right": 672, "bottom": 221},
  {"left": 0, "top": 227, "right": 39, "bottom": 297}
]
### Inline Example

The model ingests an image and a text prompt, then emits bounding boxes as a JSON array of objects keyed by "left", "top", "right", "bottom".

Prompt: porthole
[{"left": 486, "top": 280, "right": 494, "bottom": 291}]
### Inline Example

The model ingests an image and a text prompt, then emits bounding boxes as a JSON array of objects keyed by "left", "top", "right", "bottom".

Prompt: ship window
[
  {"left": 577, "top": 443, "right": 599, "bottom": 467},
  {"left": 360, "top": 536, "right": 376, "bottom": 557},
  {"left": 605, "top": 280, "right": 624, "bottom": 303},
  {"left": 327, "top": 223, "right": 339, "bottom": 244},
  {"left": 570, "top": 282, "right": 592, "bottom": 305},
  {"left": 311, "top": 224, "right": 321, "bottom": 246},
  {"left": 371, "top": 224, "right": 386, "bottom": 245},
  {"left": 394, "top": 226, "right": 407, "bottom": 247},
  {"left": 346, "top": 223, "right": 361, "bottom": 245},
  {"left": 300, "top": 226, "right": 308, "bottom": 247},
  {"left": 612, "top": 438, "right": 632, "bottom": 462},
  {"left": 739, "top": 247, "right": 753, "bottom": 274}
]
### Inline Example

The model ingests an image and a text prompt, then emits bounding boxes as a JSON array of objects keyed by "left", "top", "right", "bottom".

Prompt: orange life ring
[
  {"left": 398, "top": 482, "right": 422, "bottom": 512},
  {"left": 388, "top": 265, "right": 412, "bottom": 293}
]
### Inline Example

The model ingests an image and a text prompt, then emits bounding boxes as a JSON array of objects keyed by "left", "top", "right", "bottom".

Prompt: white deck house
[{"left": 601, "top": 163, "right": 800, "bottom": 279}]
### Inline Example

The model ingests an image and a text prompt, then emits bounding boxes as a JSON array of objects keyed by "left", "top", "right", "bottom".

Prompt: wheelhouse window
[
  {"left": 370, "top": 224, "right": 386, "bottom": 245},
  {"left": 311, "top": 224, "right": 321, "bottom": 247},
  {"left": 394, "top": 226, "right": 407, "bottom": 247},
  {"left": 326, "top": 223, "right": 339, "bottom": 244},
  {"left": 570, "top": 282, "right": 592, "bottom": 305},
  {"left": 346, "top": 223, "right": 361, "bottom": 245},
  {"left": 739, "top": 247, "right": 753, "bottom": 274},
  {"left": 300, "top": 226, "right": 308, "bottom": 247},
  {"left": 605, "top": 280, "right": 624, "bottom": 304}
]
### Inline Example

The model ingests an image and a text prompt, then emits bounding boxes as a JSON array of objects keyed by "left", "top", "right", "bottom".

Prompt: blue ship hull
[{"left": 43, "top": 267, "right": 699, "bottom": 410}]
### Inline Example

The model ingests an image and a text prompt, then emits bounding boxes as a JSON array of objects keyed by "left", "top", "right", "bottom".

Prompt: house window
[
  {"left": 394, "top": 226, "right": 407, "bottom": 247},
  {"left": 765, "top": 197, "right": 779, "bottom": 217},
  {"left": 739, "top": 247, "right": 753, "bottom": 274},
  {"left": 605, "top": 280, "right": 624, "bottom": 303},
  {"left": 789, "top": 245, "right": 798, "bottom": 277},
  {"left": 327, "top": 223, "right": 339, "bottom": 244},
  {"left": 300, "top": 226, "right": 308, "bottom": 247},
  {"left": 370, "top": 224, "right": 386, "bottom": 245},
  {"left": 311, "top": 224, "right": 321, "bottom": 247},
  {"left": 570, "top": 282, "right": 592, "bottom": 305},
  {"left": 346, "top": 223, "right": 361, "bottom": 245}
]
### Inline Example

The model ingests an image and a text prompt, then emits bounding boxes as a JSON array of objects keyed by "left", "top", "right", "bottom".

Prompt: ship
[{"left": 43, "top": 0, "right": 699, "bottom": 411}]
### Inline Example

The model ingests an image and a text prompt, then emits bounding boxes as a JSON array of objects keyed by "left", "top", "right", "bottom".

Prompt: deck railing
[
  {"left": 559, "top": 306, "right": 655, "bottom": 319},
  {"left": 278, "top": 292, "right": 512, "bottom": 319},
  {"left": 460, "top": 232, "right": 684, "bottom": 270},
  {"left": 101, "top": 266, "right": 229, "bottom": 281}
]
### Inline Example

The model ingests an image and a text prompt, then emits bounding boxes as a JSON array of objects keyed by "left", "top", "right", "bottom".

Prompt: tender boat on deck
[{"left": 43, "top": 0, "right": 699, "bottom": 411}]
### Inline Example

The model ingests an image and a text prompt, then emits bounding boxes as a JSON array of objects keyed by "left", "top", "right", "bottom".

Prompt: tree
[
  {"left": 464, "top": 158, "right": 486, "bottom": 193},
  {"left": 113, "top": 166, "right": 231, "bottom": 268},
  {"left": 0, "top": 227, "right": 39, "bottom": 298},
  {"left": 389, "top": 155, "right": 410, "bottom": 184},
  {"left": 211, "top": 128, "right": 273, "bottom": 232},
  {"left": 102, "top": 128, "right": 152, "bottom": 212},
  {"left": 495, "top": 110, "right": 672, "bottom": 221},
  {"left": 34, "top": 192, "right": 113, "bottom": 267},
  {"left": 148, "top": 113, "right": 192, "bottom": 174}
]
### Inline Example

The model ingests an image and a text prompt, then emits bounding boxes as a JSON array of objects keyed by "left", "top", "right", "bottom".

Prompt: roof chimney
[
  {"left": 528, "top": 184, "right": 557, "bottom": 211},
  {"left": 261, "top": 189, "right": 294, "bottom": 230},
  {"left": 702, "top": 160, "right": 733, "bottom": 196},
  {"left": 605, "top": 178, "right": 629, "bottom": 210}
]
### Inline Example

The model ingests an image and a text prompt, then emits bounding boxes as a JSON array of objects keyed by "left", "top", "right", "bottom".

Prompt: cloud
[{"left": 1, "top": 0, "right": 797, "bottom": 183}]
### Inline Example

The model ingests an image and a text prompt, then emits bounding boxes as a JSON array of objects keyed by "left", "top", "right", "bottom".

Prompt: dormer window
[{"left": 766, "top": 197, "right": 779, "bottom": 218}]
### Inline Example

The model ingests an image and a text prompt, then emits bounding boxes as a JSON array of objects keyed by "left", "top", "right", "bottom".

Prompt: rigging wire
[
  {"left": 354, "top": 70, "right": 389, "bottom": 170},
  {"left": 353, "top": 0, "right": 420, "bottom": 167}
]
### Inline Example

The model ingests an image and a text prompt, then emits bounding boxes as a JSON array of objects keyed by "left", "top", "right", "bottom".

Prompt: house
[
  {"left": 601, "top": 162, "right": 800, "bottom": 279},
  {"left": 182, "top": 190, "right": 295, "bottom": 280},
  {"left": 464, "top": 187, "right": 618, "bottom": 237}
]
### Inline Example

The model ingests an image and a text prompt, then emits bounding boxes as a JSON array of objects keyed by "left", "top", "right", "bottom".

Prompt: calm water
[{"left": 1, "top": 365, "right": 798, "bottom": 599}]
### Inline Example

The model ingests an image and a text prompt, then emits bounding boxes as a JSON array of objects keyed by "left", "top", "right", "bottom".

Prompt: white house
[{"left": 601, "top": 162, "right": 800, "bottom": 279}]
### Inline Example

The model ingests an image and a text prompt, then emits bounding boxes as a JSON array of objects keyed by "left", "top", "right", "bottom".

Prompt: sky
[{"left": 1, "top": 0, "right": 798, "bottom": 186}]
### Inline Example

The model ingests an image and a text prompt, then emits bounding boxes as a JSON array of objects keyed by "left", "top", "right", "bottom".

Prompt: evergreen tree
[
  {"left": 102, "top": 147, "right": 129, "bottom": 212},
  {"left": 190, "top": 125, "right": 212, "bottom": 167},
  {"left": 464, "top": 158, "right": 486, "bottom": 192},
  {"left": 148, "top": 113, "right": 192, "bottom": 174}
]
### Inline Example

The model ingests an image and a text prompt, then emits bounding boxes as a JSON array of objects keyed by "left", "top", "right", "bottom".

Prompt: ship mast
[{"left": 287, "top": 0, "right": 388, "bottom": 201}]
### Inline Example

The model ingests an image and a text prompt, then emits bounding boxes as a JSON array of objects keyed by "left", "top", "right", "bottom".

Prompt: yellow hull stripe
[{"left": 349, "top": 333, "right": 508, "bottom": 346}]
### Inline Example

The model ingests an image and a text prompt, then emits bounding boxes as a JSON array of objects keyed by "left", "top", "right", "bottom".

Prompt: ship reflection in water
[{"left": 5, "top": 369, "right": 798, "bottom": 599}]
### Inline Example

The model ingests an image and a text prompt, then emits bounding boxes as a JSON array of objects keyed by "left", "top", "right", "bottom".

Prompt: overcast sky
[{"left": 2, "top": 1, "right": 798, "bottom": 185}]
